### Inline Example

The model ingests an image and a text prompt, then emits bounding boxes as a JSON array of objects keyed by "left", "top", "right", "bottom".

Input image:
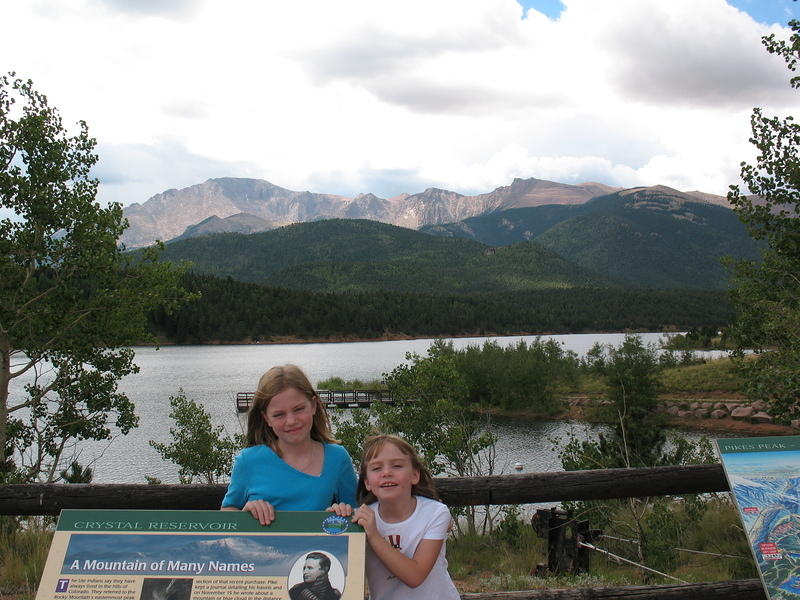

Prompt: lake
[{"left": 10, "top": 332, "right": 724, "bottom": 483}]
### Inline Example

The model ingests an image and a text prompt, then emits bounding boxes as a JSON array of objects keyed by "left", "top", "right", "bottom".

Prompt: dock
[{"left": 236, "top": 389, "right": 395, "bottom": 413}]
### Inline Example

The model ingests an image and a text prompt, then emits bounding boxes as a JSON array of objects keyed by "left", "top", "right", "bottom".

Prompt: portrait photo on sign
[{"left": 287, "top": 551, "right": 345, "bottom": 600}]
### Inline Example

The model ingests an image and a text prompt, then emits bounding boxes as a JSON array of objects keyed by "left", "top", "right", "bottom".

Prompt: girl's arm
[{"left": 353, "top": 505, "right": 443, "bottom": 588}]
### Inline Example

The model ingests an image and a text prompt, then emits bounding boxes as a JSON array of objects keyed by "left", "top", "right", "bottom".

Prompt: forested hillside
[
  {"left": 148, "top": 272, "right": 733, "bottom": 343},
  {"left": 422, "top": 187, "right": 761, "bottom": 289},
  {"left": 152, "top": 219, "right": 615, "bottom": 293}
]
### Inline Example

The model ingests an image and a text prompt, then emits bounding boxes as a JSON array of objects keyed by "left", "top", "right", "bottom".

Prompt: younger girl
[
  {"left": 221, "top": 365, "right": 357, "bottom": 524},
  {"left": 351, "top": 434, "right": 460, "bottom": 599}
]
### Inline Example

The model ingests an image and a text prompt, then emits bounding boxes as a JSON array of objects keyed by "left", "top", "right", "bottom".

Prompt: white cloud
[{"left": 0, "top": 0, "right": 796, "bottom": 208}]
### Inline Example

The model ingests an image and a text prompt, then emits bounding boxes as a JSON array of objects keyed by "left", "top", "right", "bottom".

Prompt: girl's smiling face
[
  {"left": 262, "top": 387, "right": 316, "bottom": 447},
  {"left": 363, "top": 441, "right": 420, "bottom": 500}
]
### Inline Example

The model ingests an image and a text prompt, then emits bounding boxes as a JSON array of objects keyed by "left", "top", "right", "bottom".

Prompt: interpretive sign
[
  {"left": 35, "top": 509, "right": 365, "bottom": 600},
  {"left": 717, "top": 435, "right": 800, "bottom": 599}
]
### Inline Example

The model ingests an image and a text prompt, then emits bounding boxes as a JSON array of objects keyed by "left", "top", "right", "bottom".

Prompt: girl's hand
[
  {"left": 326, "top": 503, "right": 353, "bottom": 517},
  {"left": 242, "top": 499, "right": 275, "bottom": 525},
  {"left": 352, "top": 504, "right": 378, "bottom": 536}
]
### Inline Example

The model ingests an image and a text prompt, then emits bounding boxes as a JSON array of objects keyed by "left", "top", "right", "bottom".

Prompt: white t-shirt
[{"left": 365, "top": 496, "right": 461, "bottom": 600}]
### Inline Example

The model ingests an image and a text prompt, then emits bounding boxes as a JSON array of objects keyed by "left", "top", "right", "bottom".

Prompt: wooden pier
[{"left": 236, "top": 389, "right": 395, "bottom": 413}]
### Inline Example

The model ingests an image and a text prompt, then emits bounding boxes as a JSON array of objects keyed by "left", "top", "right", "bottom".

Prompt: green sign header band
[
  {"left": 716, "top": 435, "right": 800, "bottom": 454},
  {"left": 57, "top": 510, "right": 363, "bottom": 535}
]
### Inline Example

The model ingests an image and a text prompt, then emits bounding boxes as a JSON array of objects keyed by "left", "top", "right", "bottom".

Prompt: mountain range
[
  {"left": 125, "top": 175, "right": 758, "bottom": 292},
  {"left": 120, "top": 176, "right": 729, "bottom": 249}
]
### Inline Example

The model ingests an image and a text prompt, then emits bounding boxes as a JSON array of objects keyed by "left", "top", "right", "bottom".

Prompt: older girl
[{"left": 221, "top": 365, "right": 356, "bottom": 524}]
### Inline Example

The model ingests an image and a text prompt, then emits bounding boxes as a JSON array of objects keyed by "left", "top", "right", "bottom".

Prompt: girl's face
[
  {"left": 263, "top": 387, "right": 316, "bottom": 447},
  {"left": 363, "top": 442, "right": 420, "bottom": 501}
]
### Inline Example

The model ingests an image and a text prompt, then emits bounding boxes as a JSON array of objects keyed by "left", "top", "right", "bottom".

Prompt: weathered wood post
[{"left": 532, "top": 508, "right": 601, "bottom": 575}]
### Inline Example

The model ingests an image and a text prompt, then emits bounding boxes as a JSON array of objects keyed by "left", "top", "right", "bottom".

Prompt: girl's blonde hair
[
  {"left": 357, "top": 434, "right": 439, "bottom": 504},
  {"left": 247, "top": 364, "right": 337, "bottom": 452}
]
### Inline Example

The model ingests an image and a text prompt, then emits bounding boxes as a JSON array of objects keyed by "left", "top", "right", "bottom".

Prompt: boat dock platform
[{"left": 236, "top": 389, "right": 395, "bottom": 413}]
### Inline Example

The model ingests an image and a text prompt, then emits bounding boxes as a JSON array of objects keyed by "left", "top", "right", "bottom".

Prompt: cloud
[
  {"left": 307, "top": 167, "right": 442, "bottom": 198},
  {"left": 584, "top": 0, "right": 795, "bottom": 108},
  {"left": 1, "top": 0, "right": 793, "bottom": 206},
  {"left": 93, "top": 139, "right": 260, "bottom": 206},
  {"left": 90, "top": 0, "right": 203, "bottom": 18},
  {"left": 161, "top": 99, "right": 209, "bottom": 120}
]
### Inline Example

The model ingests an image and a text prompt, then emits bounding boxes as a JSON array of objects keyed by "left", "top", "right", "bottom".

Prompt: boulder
[
  {"left": 751, "top": 412, "right": 773, "bottom": 424},
  {"left": 677, "top": 410, "right": 694, "bottom": 418},
  {"left": 791, "top": 419, "right": 800, "bottom": 430},
  {"left": 711, "top": 409, "right": 727, "bottom": 419},
  {"left": 666, "top": 406, "right": 680, "bottom": 416},
  {"left": 689, "top": 402, "right": 701, "bottom": 410},
  {"left": 731, "top": 406, "right": 755, "bottom": 420},
  {"left": 725, "top": 403, "right": 741, "bottom": 412},
  {"left": 713, "top": 402, "right": 726, "bottom": 410},
  {"left": 751, "top": 400, "right": 768, "bottom": 411},
  {"left": 694, "top": 408, "right": 710, "bottom": 419}
]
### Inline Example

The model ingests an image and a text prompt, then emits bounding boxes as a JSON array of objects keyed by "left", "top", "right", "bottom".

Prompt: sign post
[{"left": 36, "top": 510, "right": 365, "bottom": 600}]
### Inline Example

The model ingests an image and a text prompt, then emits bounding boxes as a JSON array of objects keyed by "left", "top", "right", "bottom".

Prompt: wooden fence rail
[
  {"left": 0, "top": 464, "right": 729, "bottom": 516},
  {"left": 0, "top": 463, "right": 766, "bottom": 600},
  {"left": 461, "top": 579, "right": 766, "bottom": 599}
]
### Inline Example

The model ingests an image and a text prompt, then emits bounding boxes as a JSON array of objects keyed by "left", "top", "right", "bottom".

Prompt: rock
[
  {"left": 751, "top": 412, "right": 773, "bottom": 424},
  {"left": 666, "top": 406, "right": 680, "bottom": 416},
  {"left": 694, "top": 408, "right": 710, "bottom": 419},
  {"left": 751, "top": 400, "right": 768, "bottom": 411},
  {"left": 689, "top": 402, "right": 701, "bottom": 410},
  {"left": 713, "top": 402, "right": 726, "bottom": 410},
  {"left": 725, "top": 403, "right": 741, "bottom": 412},
  {"left": 711, "top": 409, "right": 727, "bottom": 419},
  {"left": 791, "top": 419, "right": 800, "bottom": 430},
  {"left": 731, "top": 406, "right": 755, "bottom": 420},
  {"left": 677, "top": 410, "right": 694, "bottom": 418}
]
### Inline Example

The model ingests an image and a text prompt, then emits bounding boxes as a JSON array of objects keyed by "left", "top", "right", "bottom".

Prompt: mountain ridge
[{"left": 121, "top": 176, "right": 729, "bottom": 248}]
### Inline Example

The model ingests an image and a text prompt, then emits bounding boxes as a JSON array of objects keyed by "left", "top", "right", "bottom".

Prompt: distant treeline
[{"left": 147, "top": 272, "right": 733, "bottom": 343}]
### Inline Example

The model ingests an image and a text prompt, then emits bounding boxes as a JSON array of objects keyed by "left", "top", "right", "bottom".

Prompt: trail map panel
[
  {"left": 717, "top": 436, "right": 800, "bottom": 599},
  {"left": 35, "top": 510, "right": 365, "bottom": 600}
]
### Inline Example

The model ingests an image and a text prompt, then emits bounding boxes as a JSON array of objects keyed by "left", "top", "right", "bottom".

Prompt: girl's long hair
[
  {"left": 246, "top": 364, "right": 337, "bottom": 452},
  {"left": 357, "top": 434, "right": 439, "bottom": 504}
]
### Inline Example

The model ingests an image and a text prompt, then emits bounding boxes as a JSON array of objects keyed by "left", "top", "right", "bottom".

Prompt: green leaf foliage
[
  {"left": 727, "top": 20, "right": 800, "bottom": 422},
  {"left": 0, "top": 74, "right": 192, "bottom": 482},
  {"left": 149, "top": 390, "right": 244, "bottom": 484}
]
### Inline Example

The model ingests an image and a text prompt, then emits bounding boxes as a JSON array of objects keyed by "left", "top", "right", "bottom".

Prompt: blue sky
[
  {"left": 517, "top": 0, "right": 798, "bottom": 24},
  {"left": 1, "top": 0, "right": 797, "bottom": 214}
]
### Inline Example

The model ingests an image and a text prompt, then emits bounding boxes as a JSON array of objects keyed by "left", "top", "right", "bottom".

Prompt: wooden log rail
[
  {"left": 0, "top": 464, "right": 729, "bottom": 516},
  {"left": 0, "top": 463, "right": 766, "bottom": 600},
  {"left": 461, "top": 579, "right": 766, "bottom": 599}
]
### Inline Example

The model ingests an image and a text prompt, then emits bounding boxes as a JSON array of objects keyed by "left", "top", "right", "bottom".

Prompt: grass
[
  {"left": 659, "top": 358, "right": 744, "bottom": 394},
  {"left": 445, "top": 497, "right": 756, "bottom": 594},
  {"left": 572, "top": 358, "right": 744, "bottom": 397},
  {"left": 0, "top": 518, "right": 53, "bottom": 600}
]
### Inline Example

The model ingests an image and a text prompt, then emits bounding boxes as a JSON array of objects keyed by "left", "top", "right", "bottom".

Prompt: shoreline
[
  {"left": 487, "top": 398, "right": 798, "bottom": 437},
  {"left": 141, "top": 329, "right": 675, "bottom": 347}
]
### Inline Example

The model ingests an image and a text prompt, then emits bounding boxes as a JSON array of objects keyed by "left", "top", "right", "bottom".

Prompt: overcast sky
[{"left": 2, "top": 0, "right": 798, "bottom": 210}]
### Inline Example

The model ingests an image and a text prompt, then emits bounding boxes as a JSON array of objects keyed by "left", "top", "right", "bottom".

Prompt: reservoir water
[{"left": 9, "top": 332, "right": 723, "bottom": 483}]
